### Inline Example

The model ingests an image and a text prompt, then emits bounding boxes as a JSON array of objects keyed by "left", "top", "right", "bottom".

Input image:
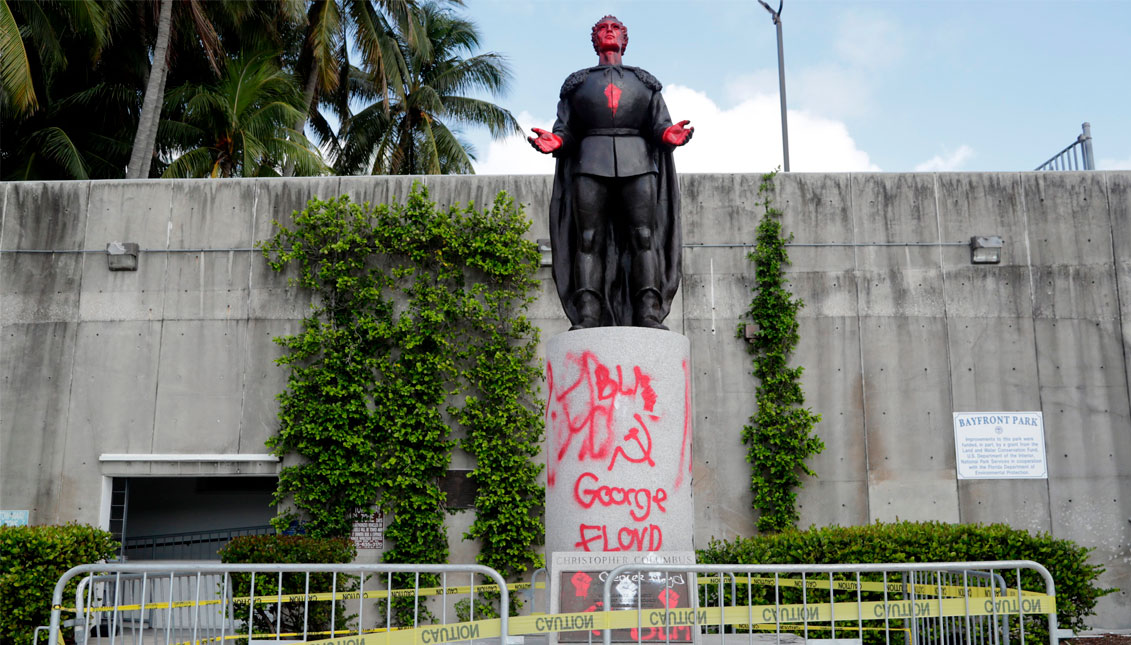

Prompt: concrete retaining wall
[{"left": 2, "top": 172, "right": 1128, "bottom": 626}]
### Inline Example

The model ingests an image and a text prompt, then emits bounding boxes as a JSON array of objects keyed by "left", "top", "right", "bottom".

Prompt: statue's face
[{"left": 593, "top": 19, "right": 626, "bottom": 54}]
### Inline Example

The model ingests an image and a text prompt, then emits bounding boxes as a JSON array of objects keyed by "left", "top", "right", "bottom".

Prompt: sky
[{"left": 454, "top": 0, "right": 1131, "bottom": 175}]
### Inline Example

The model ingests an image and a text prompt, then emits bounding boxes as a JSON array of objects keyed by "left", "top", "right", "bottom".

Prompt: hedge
[
  {"left": 219, "top": 534, "right": 357, "bottom": 637},
  {"left": 697, "top": 521, "right": 1115, "bottom": 641},
  {"left": 0, "top": 523, "right": 119, "bottom": 644}
]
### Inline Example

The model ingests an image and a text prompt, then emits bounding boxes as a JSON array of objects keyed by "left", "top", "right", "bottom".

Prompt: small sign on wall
[
  {"left": 0, "top": 510, "right": 29, "bottom": 526},
  {"left": 350, "top": 508, "right": 385, "bottom": 550},
  {"left": 953, "top": 412, "right": 1047, "bottom": 479}
]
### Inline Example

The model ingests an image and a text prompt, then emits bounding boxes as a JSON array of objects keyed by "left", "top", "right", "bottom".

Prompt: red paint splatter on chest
[{"left": 604, "top": 83, "right": 621, "bottom": 117}]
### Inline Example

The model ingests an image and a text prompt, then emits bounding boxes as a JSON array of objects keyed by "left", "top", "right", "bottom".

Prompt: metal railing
[
  {"left": 601, "top": 561, "right": 1059, "bottom": 645},
  {"left": 49, "top": 562, "right": 510, "bottom": 645},
  {"left": 47, "top": 560, "right": 1060, "bottom": 645},
  {"left": 121, "top": 525, "right": 274, "bottom": 561},
  {"left": 1035, "top": 122, "right": 1094, "bottom": 171}
]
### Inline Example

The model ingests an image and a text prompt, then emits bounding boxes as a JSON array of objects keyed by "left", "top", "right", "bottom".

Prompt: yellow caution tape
[{"left": 291, "top": 593, "right": 1056, "bottom": 645}]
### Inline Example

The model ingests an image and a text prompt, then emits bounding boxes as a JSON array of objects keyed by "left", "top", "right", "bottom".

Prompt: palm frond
[
  {"left": 0, "top": 0, "right": 37, "bottom": 114},
  {"left": 429, "top": 118, "right": 473, "bottom": 173},
  {"left": 59, "top": 0, "right": 111, "bottom": 53},
  {"left": 440, "top": 95, "right": 520, "bottom": 138},
  {"left": 161, "top": 146, "right": 216, "bottom": 178},
  {"left": 28, "top": 126, "right": 90, "bottom": 179},
  {"left": 16, "top": 0, "right": 64, "bottom": 74},
  {"left": 431, "top": 53, "right": 511, "bottom": 97},
  {"left": 305, "top": 0, "right": 342, "bottom": 93}
]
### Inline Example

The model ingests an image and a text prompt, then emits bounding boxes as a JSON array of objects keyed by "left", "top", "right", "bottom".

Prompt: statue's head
[{"left": 591, "top": 15, "right": 628, "bottom": 56}]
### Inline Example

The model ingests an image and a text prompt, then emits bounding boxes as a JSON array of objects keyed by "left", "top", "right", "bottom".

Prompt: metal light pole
[{"left": 758, "top": 0, "right": 790, "bottom": 171}]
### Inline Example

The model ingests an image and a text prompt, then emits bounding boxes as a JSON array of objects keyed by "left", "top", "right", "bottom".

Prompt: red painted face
[{"left": 593, "top": 20, "right": 626, "bottom": 54}]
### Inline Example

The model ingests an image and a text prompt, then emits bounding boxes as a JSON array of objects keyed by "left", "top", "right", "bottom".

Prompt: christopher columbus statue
[{"left": 529, "top": 15, "right": 693, "bottom": 330}]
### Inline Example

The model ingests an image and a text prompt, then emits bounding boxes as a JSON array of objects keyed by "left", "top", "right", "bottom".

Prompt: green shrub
[
  {"left": 698, "top": 521, "right": 1114, "bottom": 642},
  {"left": 0, "top": 523, "right": 119, "bottom": 644},
  {"left": 219, "top": 534, "right": 357, "bottom": 638}
]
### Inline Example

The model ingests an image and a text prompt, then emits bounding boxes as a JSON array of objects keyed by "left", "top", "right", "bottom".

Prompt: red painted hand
[
  {"left": 528, "top": 127, "right": 562, "bottom": 153},
  {"left": 662, "top": 120, "right": 694, "bottom": 146}
]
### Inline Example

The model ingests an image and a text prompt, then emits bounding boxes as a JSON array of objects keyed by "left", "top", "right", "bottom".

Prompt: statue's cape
[{"left": 548, "top": 66, "right": 681, "bottom": 327}]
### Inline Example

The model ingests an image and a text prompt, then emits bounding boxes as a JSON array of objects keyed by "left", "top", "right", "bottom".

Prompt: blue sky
[{"left": 457, "top": 0, "right": 1131, "bottom": 174}]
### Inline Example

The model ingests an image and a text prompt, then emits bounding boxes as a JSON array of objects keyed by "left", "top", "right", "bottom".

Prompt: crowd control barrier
[
  {"left": 600, "top": 561, "right": 1058, "bottom": 645},
  {"left": 47, "top": 562, "right": 510, "bottom": 645},
  {"left": 47, "top": 560, "right": 1059, "bottom": 645}
]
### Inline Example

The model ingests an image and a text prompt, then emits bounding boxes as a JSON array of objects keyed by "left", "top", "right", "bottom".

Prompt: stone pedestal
[{"left": 544, "top": 328, "right": 694, "bottom": 556}]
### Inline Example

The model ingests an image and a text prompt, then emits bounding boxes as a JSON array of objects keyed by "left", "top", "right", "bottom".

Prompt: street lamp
[{"left": 757, "top": 0, "right": 790, "bottom": 172}]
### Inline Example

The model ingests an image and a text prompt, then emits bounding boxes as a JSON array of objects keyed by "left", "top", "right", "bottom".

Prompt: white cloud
[
  {"left": 1097, "top": 156, "right": 1131, "bottom": 170},
  {"left": 913, "top": 145, "right": 975, "bottom": 172},
  {"left": 473, "top": 89, "right": 880, "bottom": 175},
  {"left": 727, "top": 65, "right": 871, "bottom": 120},
  {"left": 724, "top": 70, "right": 779, "bottom": 104},
  {"left": 474, "top": 111, "right": 556, "bottom": 175},
  {"left": 662, "top": 85, "right": 879, "bottom": 173}
]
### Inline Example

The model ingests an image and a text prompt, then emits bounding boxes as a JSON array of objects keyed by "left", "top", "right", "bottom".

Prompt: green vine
[
  {"left": 260, "top": 185, "right": 544, "bottom": 588},
  {"left": 738, "top": 171, "right": 824, "bottom": 533}
]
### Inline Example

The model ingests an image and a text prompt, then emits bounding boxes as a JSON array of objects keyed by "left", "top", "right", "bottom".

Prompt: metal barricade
[
  {"left": 901, "top": 569, "right": 1009, "bottom": 645},
  {"left": 600, "top": 561, "right": 1058, "bottom": 645},
  {"left": 49, "top": 562, "right": 510, "bottom": 645},
  {"left": 530, "top": 567, "right": 550, "bottom": 615},
  {"left": 1034, "top": 122, "right": 1094, "bottom": 171}
]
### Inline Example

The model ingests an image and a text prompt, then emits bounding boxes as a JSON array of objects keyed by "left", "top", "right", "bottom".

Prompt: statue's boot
[
  {"left": 633, "top": 288, "right": 667, "bottom": 330},
  {"left": 570, "top": 289, "right": 603, "bottom": 330}
]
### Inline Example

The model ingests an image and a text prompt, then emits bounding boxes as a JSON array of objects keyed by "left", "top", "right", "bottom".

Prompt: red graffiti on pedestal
[
  {"left": 546, "top": 352, "right": 659, "bottom": 487},
  {"left": 547, "top": 349, "right": 692, "bottom": 552}
]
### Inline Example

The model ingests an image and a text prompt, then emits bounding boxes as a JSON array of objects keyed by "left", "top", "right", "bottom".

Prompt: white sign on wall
[
  {"left": 0, "top": 510, "right": 29, "bottom": 526},
  {"left": 349, "top": 508, "right": 385, "bottom": 550},
  {"left": 953, "top": 412, "right": 1047, "bottom": 479}
]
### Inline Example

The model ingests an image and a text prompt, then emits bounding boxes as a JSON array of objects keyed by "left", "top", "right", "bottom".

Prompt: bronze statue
[{"left": 530, "top": 16, "right": 693, "bottom": 330}]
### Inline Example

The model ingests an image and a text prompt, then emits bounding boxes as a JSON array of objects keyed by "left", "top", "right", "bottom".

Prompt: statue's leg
[
  {"left": 623, "top": 173, "right": 666, "bottom": 329},
  {"left": 571, "top": 174, "right": 608, "bottom": 329}
]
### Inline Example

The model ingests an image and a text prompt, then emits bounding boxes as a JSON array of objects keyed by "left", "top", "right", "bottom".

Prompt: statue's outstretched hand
[
  {"left": 662, "top": 120, "right": 694, "bottom": 146},
  {"left": 528, "top": 128, "right": 562, "bottom": 154}
]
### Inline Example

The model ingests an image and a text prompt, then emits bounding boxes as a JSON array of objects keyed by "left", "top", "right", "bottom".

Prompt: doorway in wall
[{"left": 110, "top": 476, "right": 276, "bottom": 560}]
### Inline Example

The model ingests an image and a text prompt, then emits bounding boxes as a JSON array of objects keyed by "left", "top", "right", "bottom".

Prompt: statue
[{"left": 529, "top": 15, "right": 693, "bottom": 330}]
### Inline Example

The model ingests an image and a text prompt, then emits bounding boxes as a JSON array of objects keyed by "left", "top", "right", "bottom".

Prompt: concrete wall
[{"left": 1, "top": 172, "right": 1129, "bottom": 627}]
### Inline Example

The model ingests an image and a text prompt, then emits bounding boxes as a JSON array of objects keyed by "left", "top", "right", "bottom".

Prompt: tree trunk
[
  {"left": 283, "top": 63, "right": 319, "bottom": 177},
  {"left": 126, "top": 0, "right": 174, "bottom": 179}
]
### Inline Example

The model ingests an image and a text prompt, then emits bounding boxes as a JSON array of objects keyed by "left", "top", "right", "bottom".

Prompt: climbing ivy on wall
[
  {"left": 260, "top": 185, "right": 544, "bottom": 579},
  {"left": 739, "top": 171, "right": 824, "bottom": 533}
]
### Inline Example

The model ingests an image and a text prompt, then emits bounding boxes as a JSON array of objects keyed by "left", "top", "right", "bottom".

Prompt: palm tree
[
  {"left": 1, "top": 0, "right": 142, "bottom": 180},
  {"left": 282, "top": 0, "right": 433, "bottom": 177},
  {"left": 159, "top": 53, "right": 326, "bottom": 178},
  {"left": 125, "top": 0, "right": 240, "bottom": 179},
  {"left": 335, "top": 3, "right": 519, "bottom": 175}
]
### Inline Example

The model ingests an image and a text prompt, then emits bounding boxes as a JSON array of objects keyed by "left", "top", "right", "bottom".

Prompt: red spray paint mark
[
  {"left": 632, "top": 592, "right": 690, "bottom": 643},
  {"left": 581, "top": 601, "right": 604, "bottom": 636},
  {"left": 605, "top": 83, "right": 621, "bottom": 117},
  {"left": 571, "top": 571, "right": 593, "bottom": 597},
  {"left": 547, "top": 352, "right": 659, "bottom": 467},
  {"left": 573, "top": 471, "right": 667, "bottom": 522},
  {"left": 631, "top": 625, "right": 692, "bottom": 641},
  {"left": 575, "top": 523, "right": 663, "bottom": 552},
  {"left": 608, "top": 414, "right": 656, "bottom": 470}
]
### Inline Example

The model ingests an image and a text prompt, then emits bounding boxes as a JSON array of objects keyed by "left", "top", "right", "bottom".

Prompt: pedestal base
[{"left": 544, "top": 327, "right": 694, "bottom": 557}]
